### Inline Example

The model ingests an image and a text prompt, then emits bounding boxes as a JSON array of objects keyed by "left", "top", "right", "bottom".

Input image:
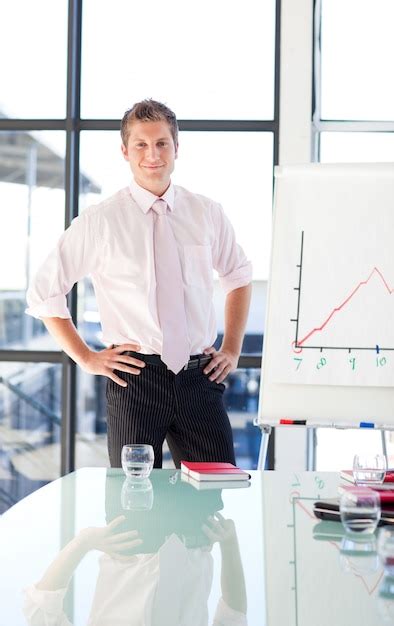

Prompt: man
[{"left": 26, "top": 99, "right": 252, "bottom": 469}]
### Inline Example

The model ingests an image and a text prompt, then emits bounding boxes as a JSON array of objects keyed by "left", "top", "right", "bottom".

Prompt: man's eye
[
  {"left": 158, "top": 142, "right": 167, "bottom": 147},
  {"left": 136, "top": 143, "right": 146, "bottom": 148}
]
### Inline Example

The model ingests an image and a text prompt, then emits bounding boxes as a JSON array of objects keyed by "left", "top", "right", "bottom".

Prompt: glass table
[{"left": 0, "top": 468, "right": 392, "bottom": 625}]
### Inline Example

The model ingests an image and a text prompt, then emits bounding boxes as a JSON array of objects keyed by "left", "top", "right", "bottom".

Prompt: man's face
[{"left": 121, "top": 119, "right": 178, "bottom": 195}]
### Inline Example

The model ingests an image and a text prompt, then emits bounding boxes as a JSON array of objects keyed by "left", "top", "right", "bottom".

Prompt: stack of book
[
  {"left": 339, "top": 469, "right": 394, "bottom": 504},
  {"left": 181, "top": 461, "right": 251, "bottom": 490}
]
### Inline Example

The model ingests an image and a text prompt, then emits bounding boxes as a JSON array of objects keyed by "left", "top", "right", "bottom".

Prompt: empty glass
[
  {"left": 340, "top": 488, "right": 381, "bottom": 534},
  {"left": 121, "top": 444, "right": 154, "bottom": 479},
  {"left": 353, "top": 453, "right": 387, "bottom": 486}
]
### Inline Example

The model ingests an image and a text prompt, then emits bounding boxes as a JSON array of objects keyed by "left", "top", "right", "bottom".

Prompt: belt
[{"left": 114, "top": 348, "right": 212, "bottom": 371}]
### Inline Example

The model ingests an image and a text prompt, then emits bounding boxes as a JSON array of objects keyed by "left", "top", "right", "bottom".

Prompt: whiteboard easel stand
[
  {"left": 255, "top": 422, "right": 388, "bottom": 471},
  {"left": 256, "top": 424, "right": 272, "bottom": 470}
]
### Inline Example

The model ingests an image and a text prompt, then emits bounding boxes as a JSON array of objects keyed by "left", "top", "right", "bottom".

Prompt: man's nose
[{"left": 146, "top": 145, "right": 159, "bottom": 161}]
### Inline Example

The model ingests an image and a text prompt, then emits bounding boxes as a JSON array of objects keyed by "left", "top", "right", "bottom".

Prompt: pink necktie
[{"left": 151, "top": 199, "right": 190, "bottom": 373}]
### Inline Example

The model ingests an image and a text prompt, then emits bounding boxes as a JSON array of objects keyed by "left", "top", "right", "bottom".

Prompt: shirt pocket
[{"left": 183, "top": 245, "right": 213, "bottom": 289}]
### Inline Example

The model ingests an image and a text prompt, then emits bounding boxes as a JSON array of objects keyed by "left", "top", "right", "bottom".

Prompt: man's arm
[
  {"left": 42, "top": 317, "right": 146, "bottom": 388},
  {"left": 203, "top": 283, "right": 252, "bottom": 383}
]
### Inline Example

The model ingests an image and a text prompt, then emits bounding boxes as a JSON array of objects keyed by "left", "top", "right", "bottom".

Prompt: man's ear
[
  {"left": 121, "top": 143, "right": 128, "bottom": 161},
  {"left": 175, "top": 142, "right": 179, "bottom": 159}
]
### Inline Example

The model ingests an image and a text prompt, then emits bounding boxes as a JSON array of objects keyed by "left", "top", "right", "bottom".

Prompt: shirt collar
[{"left": 129, "top": 178, "right": 175, "bottom": 214}]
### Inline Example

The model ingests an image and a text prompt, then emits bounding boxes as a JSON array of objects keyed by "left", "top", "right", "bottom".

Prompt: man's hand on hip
[
  {"left": 81, "top": 343, "right": 146, "bottom": 388},
  {"left": 202, "top": 346, "right": 238, "bottom": 383}
]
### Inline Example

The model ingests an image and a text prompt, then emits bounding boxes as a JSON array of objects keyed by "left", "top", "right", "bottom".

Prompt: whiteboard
[{"left": 258, "top": 162, "right": 394, "bottom": 428}]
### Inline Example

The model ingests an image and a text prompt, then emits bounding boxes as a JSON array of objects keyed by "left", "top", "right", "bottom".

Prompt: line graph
[
  {"left": 291, "top": 231, "right": 394, "bottom": 352},
  {"left": 263, "top": 162, "right": 394, "bottom": 392}
]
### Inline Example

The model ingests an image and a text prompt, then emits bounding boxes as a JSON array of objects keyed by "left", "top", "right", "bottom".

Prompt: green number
[
  {"left": 315, "top": 476, "right": 325, "bottom": 489},
  {"left": 293, "top": 358, "right": 302, "bottom": 371}
]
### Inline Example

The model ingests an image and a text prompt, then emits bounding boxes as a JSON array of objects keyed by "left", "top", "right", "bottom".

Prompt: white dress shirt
[{"left": 26, "top": 179, "right": 252, "bottom": 355}]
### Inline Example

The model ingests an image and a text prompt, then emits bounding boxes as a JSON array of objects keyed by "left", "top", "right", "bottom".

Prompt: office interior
[{"left": 0, "top": 0, "right": 393, "bottom": 514}]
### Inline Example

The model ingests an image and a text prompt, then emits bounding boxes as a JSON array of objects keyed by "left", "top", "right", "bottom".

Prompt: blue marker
[{"left": 359, "top": 421, "right": 375, "bottom": 429}]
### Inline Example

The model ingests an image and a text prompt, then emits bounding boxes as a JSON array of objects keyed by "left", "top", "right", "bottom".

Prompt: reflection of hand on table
[
  {"left": 78, "top": 515, "right": 142, "bottom": 561},
  {"left": 202, "top": 512, "right": 247, "bottom": 616},
  {"left": 36, "top": 515, "right": 141, "bottom": 592},
  {"left": 202, "top": 512, "right": 237, "bottom": 547}
]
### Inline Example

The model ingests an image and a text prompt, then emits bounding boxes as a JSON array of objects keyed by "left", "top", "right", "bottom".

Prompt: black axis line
[
  {"left": 290, "top": 231, "right": 304, "bottom": 345},
  {"left": 300, "top": 346, "right": 394, "bottom": 352}
]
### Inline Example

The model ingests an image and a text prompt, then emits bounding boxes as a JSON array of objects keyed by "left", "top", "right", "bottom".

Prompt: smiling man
[{"left": 26, "top": 99, "right": 252, "bottom": 469}]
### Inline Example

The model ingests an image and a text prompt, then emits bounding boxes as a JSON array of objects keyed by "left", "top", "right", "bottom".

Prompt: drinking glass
[
  {"left": 121, "top": 444, "right": 154, "bottom": 479},
  {"left": 340, "top": 488, "right": 381, "bottom": 534},
  {"left": 121, "top": 477, "right": 154, "bottom": 511},
  {"left": 353, "top": 453, "right": 387, "bottom": 485},
  {"left": 339, "top": 535, "right": 379, "bottom": 575}
]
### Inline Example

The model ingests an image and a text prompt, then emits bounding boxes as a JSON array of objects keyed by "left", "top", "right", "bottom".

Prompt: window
[
  {"left": 0, "top": 1, "right": 278, "bottom": 508},
  {"left": 0, "top": 361, "right": 62, "bottom": 513},
  {"left": 0, "top": 132, "right": 66, "bottom": 350},
  {"left": 314, "top": 0, "right": 394, "bottom": 470},
  {"left": 81, "top": 0, "right": 276, "bottom": 120},
  {"left": 0, "top": 0, "right": 67, "bottom": 118}
]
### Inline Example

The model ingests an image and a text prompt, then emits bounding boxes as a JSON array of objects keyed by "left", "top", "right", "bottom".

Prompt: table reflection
[{"left": 23, "top": 471, "right": 248, "bottom": 625}]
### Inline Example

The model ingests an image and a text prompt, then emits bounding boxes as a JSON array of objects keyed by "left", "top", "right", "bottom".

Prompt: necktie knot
[{"left": 151, "top": 198, "right": 168, "bottom": 216}]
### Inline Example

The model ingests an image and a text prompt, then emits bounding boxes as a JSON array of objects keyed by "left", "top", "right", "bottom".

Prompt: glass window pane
[
  {"left": 81, "top": 0, "right": 276, "bottom": 120},
  {"left": 0, "top": 1, "right": 67, "bottom": 118},
  {"left": 0, "top": 132, "right": 67, "bottom": 350},
  {"left": 315, "top": 428, "right": 382, "bottom": 471},
  {"left": 320, "top": 132, "right": 394, "bottom": 163},
  {"left": 75, "top": 367, "right": 261, "bottom": 470},
  {"left": 75, "top": 369, "right": 109, "bottom": 470},
  {"left": 0, "top": 361, "right": 62, "bottom": 513},
  {"left": 173, "top": 132, "right": 273, "bottom": 281},
  {"left": 76, "top": 130, "right": 270, "bottom": 468},
  {"left": 175, "top": 132, "right": 271, "bottom": 351},
  {"left": 225, "top": 367, "right": 261, "bottom": 468},
  {"left": 79, "top": 130, "right": 272, "bottom": 350},
  {"left": 80, "top": 130, "right": 273, "bottom": 280},
  {"left": 321, "top": 0, "right": 394, "bottom": 121}
]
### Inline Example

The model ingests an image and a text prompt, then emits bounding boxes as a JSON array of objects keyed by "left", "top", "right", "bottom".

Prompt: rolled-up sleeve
[
  {"left": 25, "top": 211, "right": 97, "bottom": 320},
  {"left": 211, "top": 203, "right": 253, "bottom": 295},
  {"left": 23, "top": 585, "right": 70, "bottom": 626}
]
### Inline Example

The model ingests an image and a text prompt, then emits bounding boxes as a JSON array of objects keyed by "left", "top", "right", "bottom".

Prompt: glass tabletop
[{"left": 0, "top": 468, "right": 392, "bottom": 625}]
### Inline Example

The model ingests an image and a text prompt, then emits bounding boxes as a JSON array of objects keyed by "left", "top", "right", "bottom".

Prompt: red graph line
[{"left": 297, "top": 267, "right": 394, "bottom": 347}]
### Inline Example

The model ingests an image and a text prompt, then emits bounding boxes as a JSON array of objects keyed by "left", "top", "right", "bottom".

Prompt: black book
[{"left": 313, "top": 498, "right": 394, "bottom": 526}]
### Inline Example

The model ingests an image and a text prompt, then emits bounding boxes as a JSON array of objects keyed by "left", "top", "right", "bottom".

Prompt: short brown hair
[{"left": 120, "top": 99, "right": 179, "bottom": 147}]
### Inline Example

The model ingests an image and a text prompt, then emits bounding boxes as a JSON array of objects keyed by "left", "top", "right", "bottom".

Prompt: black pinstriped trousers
[{"left": 105, "top": 357, "right": 236, "bottom": 469}]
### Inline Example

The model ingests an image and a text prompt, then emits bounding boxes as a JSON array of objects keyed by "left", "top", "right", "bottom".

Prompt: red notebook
[
  {"left": 338, "top": 483, "right": 394, "bottom": 504},
  {"left": 181, "top": 461, "right": 251, "bottom": 482}
]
